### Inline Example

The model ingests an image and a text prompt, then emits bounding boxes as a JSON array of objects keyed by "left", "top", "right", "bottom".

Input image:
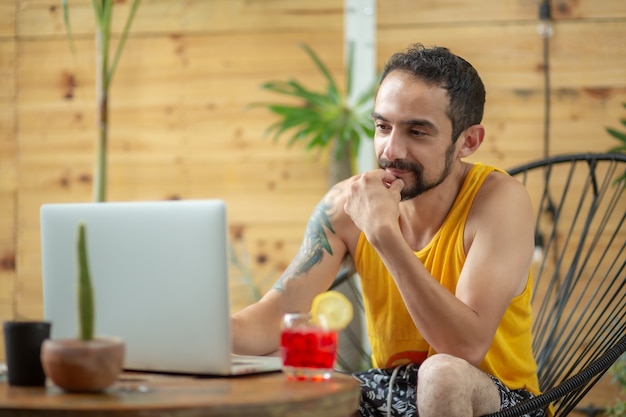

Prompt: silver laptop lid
[{"left": 40, "top": 199, "right": 232, "bottom": 375}]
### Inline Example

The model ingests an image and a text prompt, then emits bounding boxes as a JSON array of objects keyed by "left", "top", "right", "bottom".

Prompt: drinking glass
[{"left": 280, "top": 312, "right": 338, "bottom": 381}]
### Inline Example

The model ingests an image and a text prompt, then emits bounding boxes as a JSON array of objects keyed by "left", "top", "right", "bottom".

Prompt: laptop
[{"left": 40, "top": 199, "right": 282, "bottom": 376}]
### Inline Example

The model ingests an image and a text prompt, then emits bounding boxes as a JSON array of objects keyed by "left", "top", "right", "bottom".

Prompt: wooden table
[{"left": 0, "top": 371, "right": 361, "bottom": 416}]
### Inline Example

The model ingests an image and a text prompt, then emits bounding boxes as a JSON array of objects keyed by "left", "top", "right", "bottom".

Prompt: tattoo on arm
[{"left": 273, "top": 192, "right": 339, "bottom": 292}]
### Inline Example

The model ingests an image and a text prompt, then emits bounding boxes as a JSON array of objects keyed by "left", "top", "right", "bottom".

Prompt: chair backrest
[{"left": 507, "top": 153, "right": 626, "bottom": 415}]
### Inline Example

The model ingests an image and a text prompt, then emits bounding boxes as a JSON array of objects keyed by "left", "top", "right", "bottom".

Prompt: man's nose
[{"left": 381, "top": 130, "right": 407, "bottom": 161}]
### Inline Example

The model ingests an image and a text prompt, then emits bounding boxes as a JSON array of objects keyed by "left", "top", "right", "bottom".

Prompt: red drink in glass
[{"left": 280, "top": 313, "right": 338, "bottom": 381}]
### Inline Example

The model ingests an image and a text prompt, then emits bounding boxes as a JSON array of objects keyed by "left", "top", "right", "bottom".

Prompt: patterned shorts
[{"left": 352, "top": 364, "right": 546, "bottom": 417}]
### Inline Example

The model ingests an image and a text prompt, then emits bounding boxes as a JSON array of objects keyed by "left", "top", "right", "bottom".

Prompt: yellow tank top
[{"left": 354, "top": 163, "right": 540, "bottom": 394}]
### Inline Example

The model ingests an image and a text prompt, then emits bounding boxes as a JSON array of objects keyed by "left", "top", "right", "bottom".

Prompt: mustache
[{"left": 378, "top": 158, "right": 422, "bottom": 173}]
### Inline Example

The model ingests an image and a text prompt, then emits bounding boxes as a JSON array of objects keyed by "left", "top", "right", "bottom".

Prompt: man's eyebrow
[
  {"left": 371, "top": 112, "right": 437, "bottom": 132},
  {"left": 371, "top": 111, "right": 387, "bottom": 121}
]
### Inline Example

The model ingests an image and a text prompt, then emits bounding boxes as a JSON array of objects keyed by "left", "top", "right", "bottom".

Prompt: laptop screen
[{"left": 40, "top": 199, "right": 235, "bottom": 374}]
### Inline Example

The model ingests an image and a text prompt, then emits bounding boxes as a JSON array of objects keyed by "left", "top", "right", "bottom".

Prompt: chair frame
[{"left": 486, "top": 152, "right": 626, "bottom": 416}]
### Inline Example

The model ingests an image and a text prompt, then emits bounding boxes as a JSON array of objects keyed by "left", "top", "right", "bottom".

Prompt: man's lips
[{"left": 385, "top": 168, "right": 410, "bottom": 178}]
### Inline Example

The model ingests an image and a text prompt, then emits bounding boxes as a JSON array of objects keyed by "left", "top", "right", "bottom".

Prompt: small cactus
[{"left": 77, "top": 223, "right": 95, "bottom": 341}]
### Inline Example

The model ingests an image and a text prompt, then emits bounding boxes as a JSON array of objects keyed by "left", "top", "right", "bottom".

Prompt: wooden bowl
[{"left": 41, "top": 337, "right": 124, "bottom": 392}]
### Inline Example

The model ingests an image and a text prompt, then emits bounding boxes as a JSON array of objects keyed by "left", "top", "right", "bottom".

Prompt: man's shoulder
[
  {"left": 472, "top": 166, "right": 533, "bottom": 220},
  {"left": 482, "top": 167, "right": 528, "bottom": 197}
]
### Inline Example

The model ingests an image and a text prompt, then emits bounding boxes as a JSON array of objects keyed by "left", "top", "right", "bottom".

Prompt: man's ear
[{"left": 457, "top": 124, "right": 485, "bottom": 158}]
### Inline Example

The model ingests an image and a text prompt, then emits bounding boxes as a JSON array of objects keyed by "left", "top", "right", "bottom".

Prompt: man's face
[{"left": 373, "top": 70, "right": 457, "bottom": 200}]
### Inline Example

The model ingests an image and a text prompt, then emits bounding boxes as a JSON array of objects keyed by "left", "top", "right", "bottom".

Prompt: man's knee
[
  {"left": 418, "top": 353, "right": 501, "bottom": 416},
  {"left": 418, "top": 353, "right": 469, "bottom": 389},
  {"left": 417, "top": 354, "right": 474, "bottom": 416}
]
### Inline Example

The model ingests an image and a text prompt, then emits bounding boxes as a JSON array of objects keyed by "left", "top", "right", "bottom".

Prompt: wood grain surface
[{"left": 0, "top": 371, "right": 360, "bottom": 417}]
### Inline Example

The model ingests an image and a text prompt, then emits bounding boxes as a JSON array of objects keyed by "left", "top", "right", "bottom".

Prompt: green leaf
[
  {"left": 606, "top": 127, "right": 626, "bottom": 144},
  {"left": 61, "top": 0, "right": 76, "bottom": 54},
  {"left": 345, "top": 42, "right": 354, "bottom": 98},
  {"left": 299, "top": 43, "right": 340, "bottom": 100},
  {"left": 262, "top": 80, "right": 330, "bottom": 109},
  {"left": 77, "top": 223, "right": 95, "bottom": 341},
  {"left": 108, "top": 0, "right": 142, "bottom": 85},
  {"left": 606, "top": 103, "right": 626, "bottom": 156},
  {"left": 355, "top": 79, "right": 378, "bottom": 107},
  {"left": 91, "top": 0, "right": 104, "bottom": 21},
  {"left": 92, "top": 0, "right": 112, "bottom": 90}
]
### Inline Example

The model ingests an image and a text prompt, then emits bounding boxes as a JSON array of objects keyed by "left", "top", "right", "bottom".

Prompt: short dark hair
[{"left": 380, "top": 44, "right": 486, "bottom": 143}]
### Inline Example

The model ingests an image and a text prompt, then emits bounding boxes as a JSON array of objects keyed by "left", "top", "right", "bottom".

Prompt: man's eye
[{"left": 411, "top": 130, "right": 425, "bottom": 136}]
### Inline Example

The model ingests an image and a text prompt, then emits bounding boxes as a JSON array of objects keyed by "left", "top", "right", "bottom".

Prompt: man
[{"left": 233, "top": 44, "right": 542, "bottom": 417}]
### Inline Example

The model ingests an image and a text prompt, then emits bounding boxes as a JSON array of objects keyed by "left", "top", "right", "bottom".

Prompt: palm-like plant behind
[{"left": 257, "top": 43, "right": 376, "bottom": 186}]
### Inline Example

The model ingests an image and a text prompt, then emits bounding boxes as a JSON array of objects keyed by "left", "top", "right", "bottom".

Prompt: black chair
[{"left": 332, "top": 153, "right": 626, "bottom": 416}]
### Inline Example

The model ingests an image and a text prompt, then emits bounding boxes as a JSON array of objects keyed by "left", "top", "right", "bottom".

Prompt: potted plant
[
  {"left": 40, "top": 223, "right": 124, "bottom": 392},
  {"left": 255, "top": 43, "right": 376, "bottom": 187},
  {"left": 61, "top": 0, "right": 141, "bottom": 202},
  {"left": 254, "top": 43, "right": 376, "bottom": 372}
]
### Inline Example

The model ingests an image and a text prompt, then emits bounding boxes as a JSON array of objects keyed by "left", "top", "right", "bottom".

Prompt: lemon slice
[{"left": 311, "top": 290, "right": 353, "bottom": 330}]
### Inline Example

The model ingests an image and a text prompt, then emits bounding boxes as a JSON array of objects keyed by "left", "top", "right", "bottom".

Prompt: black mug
[{"left": 3, "top": 321, "right": 51, "bottom": 386}]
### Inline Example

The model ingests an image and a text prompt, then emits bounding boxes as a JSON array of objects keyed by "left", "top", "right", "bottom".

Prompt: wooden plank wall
[
  {"left": 1, "top": 0, "right": 17, "bottom": 333},
  {"left": 1, "top": 0, "right": 625, "bottom": 407}
]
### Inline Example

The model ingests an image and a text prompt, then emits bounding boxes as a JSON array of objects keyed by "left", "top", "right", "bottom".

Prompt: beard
[{"left": 378, "top": 144, "right": 456, "bottom": 201}]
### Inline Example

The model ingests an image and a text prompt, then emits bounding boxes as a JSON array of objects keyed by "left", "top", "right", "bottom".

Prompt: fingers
[
  {"left": 389, "top": 178, "right": 404, "bottom": 193},
  {"left": 357, "top": 170, "right": 404, "bottom": 196}
]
